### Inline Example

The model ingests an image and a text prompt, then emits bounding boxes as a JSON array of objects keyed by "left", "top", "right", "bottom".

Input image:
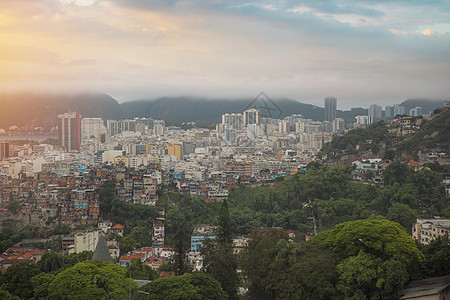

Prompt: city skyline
[{"left": 0, "top": 0, "right": 449, "bottom": 108}]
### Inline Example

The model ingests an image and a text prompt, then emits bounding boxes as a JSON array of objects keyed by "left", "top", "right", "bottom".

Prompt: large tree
[
  {"left": 31, "top": 272, "right": 55, "bottom": 300},
  {"left": 140, "top": 273, "right": 227, "bottom": 300},
  {"left": 172, "top": 229, "right": 189, "bottom": 276},
  {"left": 0, "top": 262, "right": 40, "bottom": 299},
  {"left": 126, "top": 258, "right": 159, "bottom": 280},
  {"left": 48, "top": 260, "right": 135, "bottom": 300},
  {"left": 386, "top": 203, "right": 417, "bottom": 233},
  {"left": 266, "top": 241, "right": 340, "bottom": 299},
  {"left": 421, "top": 235, "right": 450, "bottom": 277},
  {"left": 202, "top": 200, "right": 239, "bottom": 299},
  {"left": 240, "top": 228, "right": 289, "bottom": 299},
  {"left": 310, "top": 219, "right": 424, "bottom": 299},
  {"left": 383, "top": 161, "right": 413, "bottom": 186}
]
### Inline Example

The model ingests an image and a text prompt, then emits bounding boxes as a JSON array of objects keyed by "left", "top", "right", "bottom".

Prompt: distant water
[{"left": 0, "top": 134, "right": 57, "bottom": 142}]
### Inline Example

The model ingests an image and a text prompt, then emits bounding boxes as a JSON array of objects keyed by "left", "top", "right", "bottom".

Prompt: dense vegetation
[
  {"left": 0, "top": 225, "right": 39, "bottom": 253},
  {"left": 397, "top": 109, "right": 450, "bottom": 154},
  {"left": 157, "top": 191, "right": 222, "bottom": 242},
  {"left": 0, "top": 251, "right": 158, "bottom": 299},
  {"left": 321, "top": 108, "right": 450, "bottom": 160},
  {"left": 226, "top": 163, "right": 448, "bottom": 236},
  {"left": 1, "top": 161, "right": 449, "bottom": 298},
  {"left": 148, "top": 162, "right": 449, "bottom": 245},
  {"left": 138, "top": 273, "right": 227, "bottom": 300},
  {"left": 320, "top": 120, "right": 389, "bottom": 158},
  {"left": 240, "top": 220, "right": 438, "bottom": 299},
  {"left": 100, "top": 180, "right": 159, "bottom": 253}
]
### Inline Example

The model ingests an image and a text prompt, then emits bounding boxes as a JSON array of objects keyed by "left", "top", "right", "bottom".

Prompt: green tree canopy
[
  {"left": 266, "top": 241, "right": 340, "bottom": 299},
  {"left": 311, "top": 219, "right": 424, "bottom": 263},
  {"left": 0, "top": 262, "right": 40, "bottom": 299},
  {"left": 240, "top": 228, "right": 289, "bottom": 300},
  {"left": 140, "top": 273, "right": 227, "bottom": 300},
  {"left": 171, "top": 229, "right": 189, "bottom": 276},
  {"left": 202, "top": 200, "right": 239, "bottom": 299},
  {"left": 7, "top": 199, "right": 21, "bottom": 214},
  {"left": 386, "top": 203, "right": 417, "bottom": 233},
  {"left": 126, "top": 258, "right": 159, "bottom": 280},
  {"left": 421, "top": 235, "right": 450, "bottom": 277},
  {"left": 383, "top": 161, "right": 413, "bottom": 186},
  {"left": 31, "top": 272, "right": 55, "bottom": 299},
  {"left": 39, "top": 251, "right": 63, "bottom": 273},
  {"left": 48, "top": 260, "right": 135, "bottom": 300},
  {"left": 310, "top": 219, "right": 424, "bottom": 299}
]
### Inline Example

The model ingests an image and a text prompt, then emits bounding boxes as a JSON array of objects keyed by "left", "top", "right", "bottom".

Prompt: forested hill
[
  {"left": 321, "top": 108, "right": 450, "bottom": 161},
  {"left": 119, "top": 97, "right": 366, "bottom": 124}
]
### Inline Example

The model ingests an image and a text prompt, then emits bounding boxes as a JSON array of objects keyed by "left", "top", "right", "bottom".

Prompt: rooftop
[{"left": 400, "top": 275, "right": 450, "bottom": 299}]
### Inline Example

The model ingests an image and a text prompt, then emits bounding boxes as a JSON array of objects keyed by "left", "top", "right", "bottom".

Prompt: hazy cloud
[{"left": 0, "top": 0, "right": 449, "bottom": 107}]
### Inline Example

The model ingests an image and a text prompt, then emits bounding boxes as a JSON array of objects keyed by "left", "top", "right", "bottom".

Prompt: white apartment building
[{"left": 81, "top": 118, "right": 106, "bottom": 143}]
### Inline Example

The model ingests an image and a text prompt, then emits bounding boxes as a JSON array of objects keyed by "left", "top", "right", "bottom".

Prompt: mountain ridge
[
  {"left": 120, "top": 96, "right": 367, "bottom": 124},
  {"left": 0, "top": 92, "right": 447, "bottom": 129}
]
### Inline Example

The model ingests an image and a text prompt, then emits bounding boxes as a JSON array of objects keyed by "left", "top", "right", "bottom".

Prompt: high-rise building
[
  {"left": 393, "top": 104, "right": 406, "bottom": 116},
  {"left": 278, "top": 120, "right": 290, "bottom": 133},
  {"left": 243, "top": 109, "right": 260, "bottom": 126},
  {"left": 225, "top": 128, "right": 237, "bottom": 146},
  {"left": 333, "top": 118, "right": 345, "bottom": 132},
  {"left": 321, "top": 121, "right": 332, "bottom": 133},
  {"left": 153, "top": 120, "right": 165, "bottom": 136},
  {"left": 305, "top": 122, "right": 322, "bottom": 134},
  {"left": 355, "top": 115, "right": 369, "bottom": 126},
  {"left": 222, "top": 113, "right": 244, "bottom": 131},
  {"left": 107, "top": 120, "right": 122, "bottom": 139},
  {"left": 409, "top": 106, "right": 423, "bottom": 117},
  {"left": 247, "top": 124, "right": 265, "bottom": 139},
  {"left": 295, "top": 120, "right": 305, "bottom": 134},
  {"left": 58, "top": 112, "right": 81, "bottom": 151},
  {"left": 368, "top": 104, "right": 382, "bottom": 123},
  {"left": 295, "top": 119, "right": 312, "bottom": 134},
  {"left": 0, "top": 141, "right": 10, "bottom": 159},
  {"left": 81, "top": 118, "right": 106, "bottom": 143},
  {"left": 384, "top": 105, "right": 394, "bottom": 119},
  {"left": 416, "top": 107, "right": 423, "bottom": 116},
  {"left": 165, "top": 143, "right": 182, "bottom": 160},
  {"left": 324, "top": 97, "right": 337, "bottom": 122}
]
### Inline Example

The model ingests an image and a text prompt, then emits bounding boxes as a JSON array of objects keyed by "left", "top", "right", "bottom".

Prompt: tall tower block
[{"left": 324, "top": 97, "right": 337, "bottom": 122}]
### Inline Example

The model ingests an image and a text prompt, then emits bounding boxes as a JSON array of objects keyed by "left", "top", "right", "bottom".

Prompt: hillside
[
  {"left": 396, "top": 108, "right": 450, "bottom": 154},
  {"left": 321, "top": 108, "right": 450, "bottom": 162},
  {"left": 0, "top": 93, "right": 123, "bottom": 130}
]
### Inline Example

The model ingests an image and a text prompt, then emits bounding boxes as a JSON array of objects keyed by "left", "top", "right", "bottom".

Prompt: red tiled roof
[
  {"left": 119, "top": 252, "right": 145, "bottom": 261},
  {"left": 112, "top": 224, "right": 125, "bottom": 229},
  {"left": 408, "top": 160, "right": 422, "bottom": 168},
  {"left": 159, "top": 271, "right": 175, "bottom": 277}
]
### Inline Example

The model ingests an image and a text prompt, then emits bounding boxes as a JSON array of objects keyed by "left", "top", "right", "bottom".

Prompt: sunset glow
[{"left": 0, "top": 0, "right": 449, "bottom": 106}]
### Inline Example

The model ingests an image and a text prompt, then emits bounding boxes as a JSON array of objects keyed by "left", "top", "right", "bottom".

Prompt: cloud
[
  {"left": 422, "top": 28, "right": 439, "bottom": 36},
  {"left": 0, "top": 0, "right": 449, "bottom": 106}
]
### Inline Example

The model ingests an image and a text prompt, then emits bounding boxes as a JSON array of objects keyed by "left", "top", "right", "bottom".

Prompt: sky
[{"left": 0, "top": 0, "right": 449, "bottom": 108}]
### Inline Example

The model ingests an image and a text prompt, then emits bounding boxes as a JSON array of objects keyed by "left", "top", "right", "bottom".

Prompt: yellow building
[
  {"left": 165, "top": 143, "right": 182, "bottom": 160},
  {"left": 412, "top": 218, "right": 450, "bottom": 245}
]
